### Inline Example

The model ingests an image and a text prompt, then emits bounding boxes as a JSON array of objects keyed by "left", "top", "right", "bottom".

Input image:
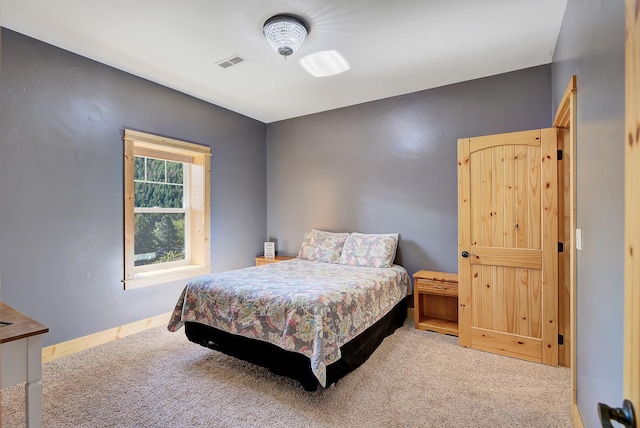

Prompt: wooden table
[{"left": 0, "top": 302, "right": 49, "bottom": 427}]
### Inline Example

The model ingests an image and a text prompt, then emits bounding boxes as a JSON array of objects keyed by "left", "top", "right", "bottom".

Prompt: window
[{"left": 123, "top": 129, "right": 211, "bottom": 289}]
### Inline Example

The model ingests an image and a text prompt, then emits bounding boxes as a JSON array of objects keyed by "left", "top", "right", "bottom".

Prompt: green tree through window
[{"left": 133, "top": 156, "right": 186, "bottom": 266}]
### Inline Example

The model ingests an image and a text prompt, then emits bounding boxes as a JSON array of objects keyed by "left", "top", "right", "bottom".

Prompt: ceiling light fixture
[{"left": 263, "top": 14, "right": 309, "bottom": 59}]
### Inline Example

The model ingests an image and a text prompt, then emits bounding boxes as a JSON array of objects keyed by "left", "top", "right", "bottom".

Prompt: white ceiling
[{"left": 0, "top": 0, "right": 567, "bottom": 123}]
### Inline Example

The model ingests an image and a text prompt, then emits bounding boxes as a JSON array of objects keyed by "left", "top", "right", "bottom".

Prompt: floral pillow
[
  {"left": 339, "top": 233, "right": 399, "bottom": 268},
  {"left": 297, "top": 229, "right": 350, "bottom": 264}
]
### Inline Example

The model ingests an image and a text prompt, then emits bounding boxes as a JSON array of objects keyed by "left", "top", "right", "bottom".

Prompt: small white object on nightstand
[{"left": 264, "top": 242, "right": 275, "bottom": 259}]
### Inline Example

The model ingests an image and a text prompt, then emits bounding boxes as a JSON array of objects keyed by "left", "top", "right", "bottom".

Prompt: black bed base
[{"left": 184, "top": 298, "right": 407, "bottom": 391}]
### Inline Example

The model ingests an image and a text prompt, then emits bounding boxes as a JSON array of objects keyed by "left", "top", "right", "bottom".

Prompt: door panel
[
  {"left": 458, "top": 128, "right": 558, "bottom": 365},
  {"left": 493, "top": 266, "right": 506, "bottom": 332},
  {"left": 471, "top": 328, "right": 542, "bottom": 362},
  {"left": 516, "top": 145, "right": 529, "bottom": 248},
  {"left": 469, "top": 246, "right": 541, "bottom": 269}
]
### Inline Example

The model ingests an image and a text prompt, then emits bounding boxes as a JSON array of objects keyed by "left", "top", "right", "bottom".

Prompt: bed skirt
[{"left": 184, "top": 297, "right": 408, "bottom": 391}]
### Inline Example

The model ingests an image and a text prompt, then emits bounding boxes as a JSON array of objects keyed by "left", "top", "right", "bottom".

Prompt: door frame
[
  {"left": 552, "top": 76, "right": 577, "bottom": 420},
  {"left": 624, "top": 0, "right": 639, "bottom": 413}
]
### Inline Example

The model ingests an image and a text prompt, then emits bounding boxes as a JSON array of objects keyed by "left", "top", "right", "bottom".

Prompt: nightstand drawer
[{"left": 415, "top": 278, "right": 458, "bottom": 297}]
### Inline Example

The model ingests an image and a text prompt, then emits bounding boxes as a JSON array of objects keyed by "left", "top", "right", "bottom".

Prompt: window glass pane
[
  {"left": 146, "top": 158, "right": 165, "bottom": 183},
  {"left": 134, "top": 156, "right": 146, "bottom": 180},
  {"left": 134, "top": 213, "right": 185, "bottom": 266},
  {"left": 134, "top": 182, "right": 183, "bottom": 208},
  {"left": 166, "top": 161, "right": 183, "bottom": 184}
]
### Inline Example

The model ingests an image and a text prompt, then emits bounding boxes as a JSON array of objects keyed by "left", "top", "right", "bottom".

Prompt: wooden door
[
  {"left": 458, "top": 129, "right": 558, "bottom": 366},
  {"left": 593, "top": 4, "right": 640, "bottom": 423}
]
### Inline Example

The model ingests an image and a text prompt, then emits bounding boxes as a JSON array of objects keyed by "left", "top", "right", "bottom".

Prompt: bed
[{"left": 167, "top": 230, "right": 411, "bottom": 390}]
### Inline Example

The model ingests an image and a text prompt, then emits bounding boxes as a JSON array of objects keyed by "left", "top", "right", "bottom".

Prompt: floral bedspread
[{"left": 167, "top": 258, "right": 410, "bottom": 386}]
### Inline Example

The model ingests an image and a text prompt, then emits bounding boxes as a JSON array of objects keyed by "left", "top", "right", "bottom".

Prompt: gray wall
[
  {"left": 551, "top": 1, "right": 625, "bottom": 426},
  {"left": 266, "top": 66, "right": 552, "bottom": 282},
  {"left": 0, "top": 29, "right": 268, "bottom": 346}
]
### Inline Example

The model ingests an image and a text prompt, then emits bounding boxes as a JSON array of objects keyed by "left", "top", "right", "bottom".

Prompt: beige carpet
[{"left": 1, "top": 321, "right": 571, "bottom": 427}]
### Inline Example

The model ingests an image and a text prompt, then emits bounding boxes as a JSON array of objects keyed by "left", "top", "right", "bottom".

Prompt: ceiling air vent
[{"left": 216, "top": 55, "right": 247, "bottom": 69}]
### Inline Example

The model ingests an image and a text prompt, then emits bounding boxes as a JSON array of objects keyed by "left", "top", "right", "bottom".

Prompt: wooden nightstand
[
  {"left": 255, "top": 255, "right": 295, "bottom": 266},
  {"left": 413, "top": 270, "right": 458, "bottom": 336}
]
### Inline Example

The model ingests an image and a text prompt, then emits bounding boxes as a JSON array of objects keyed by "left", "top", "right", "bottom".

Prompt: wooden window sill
[{"left": 124, "top": 265, "right": 210, "bottom": 290}]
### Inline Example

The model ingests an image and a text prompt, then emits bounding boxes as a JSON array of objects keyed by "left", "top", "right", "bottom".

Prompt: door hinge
[
  {"left": 557, "top": 149, "right": 563, "bottom": 160},
  {"left": 558, "top": 242, "right": 564, "bottom": 253},
  {"left": 558, "top": 334, "right": 564, "bottom": 345}
]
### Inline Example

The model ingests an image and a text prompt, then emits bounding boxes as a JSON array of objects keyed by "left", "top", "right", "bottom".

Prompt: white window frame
[
  {"left": 123, "top": 129, "right": 211, "bottom": 290},
  {"left": 133, "top": 156, "right": 190, "bottom": 273}
]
